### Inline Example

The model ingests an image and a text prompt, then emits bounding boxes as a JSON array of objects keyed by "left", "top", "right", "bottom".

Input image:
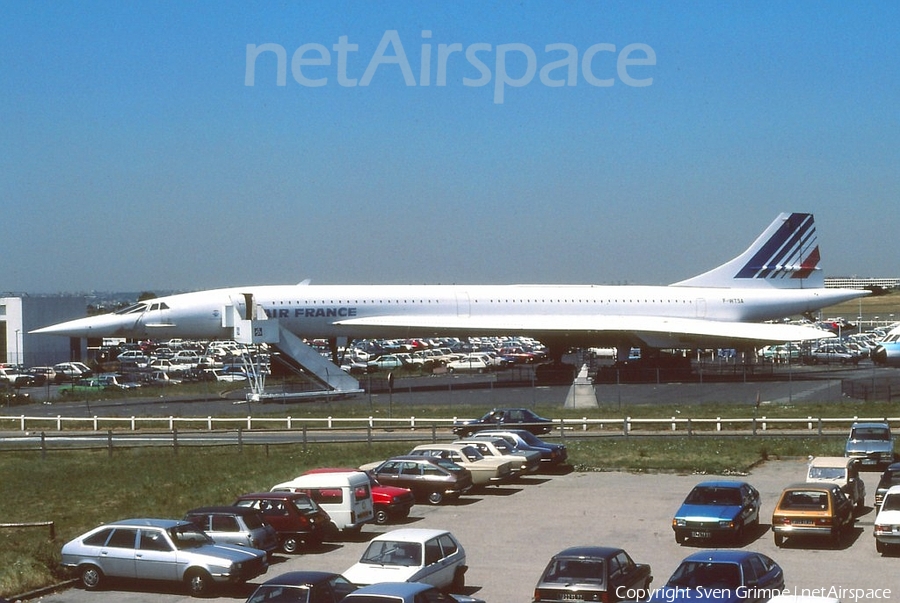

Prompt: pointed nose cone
[{"left": 30, "top": 314, "right": 133, "bottom": 338}]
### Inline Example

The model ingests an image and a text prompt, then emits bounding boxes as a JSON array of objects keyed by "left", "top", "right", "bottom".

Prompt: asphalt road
[{"left": 37, "top": 460, "right": 895, "bottom": 603}]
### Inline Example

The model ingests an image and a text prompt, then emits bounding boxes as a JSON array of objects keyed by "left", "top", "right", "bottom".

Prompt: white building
[{"left": 1, "top": 296, "right": 87, "bottom": 367}]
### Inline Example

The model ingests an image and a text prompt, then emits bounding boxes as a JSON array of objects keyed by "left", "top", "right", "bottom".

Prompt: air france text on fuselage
[
  {"left": 264, "top": 307, "right": 358, "bottom": 319},
  {"left": 245, "top": 29, "right": 656, "bottom": 103}
]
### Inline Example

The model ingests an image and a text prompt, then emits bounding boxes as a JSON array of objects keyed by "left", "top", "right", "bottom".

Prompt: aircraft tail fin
[{"left": 673, "top": 213, "right": 823, "bottom": 288}]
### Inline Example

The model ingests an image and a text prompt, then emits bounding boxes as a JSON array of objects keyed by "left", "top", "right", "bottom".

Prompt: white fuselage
[{"left": 39, "top": 283, "right": 862, "bottom": 348}]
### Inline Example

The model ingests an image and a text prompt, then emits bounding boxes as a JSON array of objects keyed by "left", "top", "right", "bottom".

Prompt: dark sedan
[
  {"left": 648, "top": 550, "right": 784, "bottom": 603},
  {"left": 473, "top": 429, "right": 568, "bottom": 466},
  {"left": 672, "top": 481, "right": 760, "bottom": 544},
  {"left": 244, "top": 570, "right": 357, "bottom": 603},
  {"left": 875, "top": 462, "right": 900, "bottom": 510},
  {"left": 363, "top": 456, "right": 473, "bottom": 505},
  {"left": 452, "top": 408, "right": 553, "bottom": 438},
  {"left": 532, "top": 546, "right": 652, "bottom": 603}
]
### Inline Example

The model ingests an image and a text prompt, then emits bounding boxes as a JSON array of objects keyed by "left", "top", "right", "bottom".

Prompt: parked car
[
  {"left": 343, "top": 528, "right": 467, "bottom": 592},
  {"left": 874, "top": 461, "right": 900, "bottom": 510},
  {"left": 772, "top": 482, "right": 854, "bottom": 547},
  {"left": 451, "top": 408, "right": 553, "bottom": 437},
  {"left": 647, "top": 550, "right": 784, "bottom": 603},
  {"left": 845, "top": 421, "right": 894, "bottom": 470},
  {"left": 59, "top": 518, "right": 268, "bottom": 596},
  {"left": 183, "top": 506, "right": 279, "bottom": 557},
  {"left": 0, "top": 366, "right": 35, "bottom": 387},
  {"left": 363, "top": 456, "right": 473, "bottom": 505},
  {"left": 672, "top": 481, "right": 761, "bottom": 544},
  {"left": 806, "top": 456, "right": 865, "bottom": 512},
  {"left": 873, "top": 484, "right": 900, "bottom": 554},
  {"left": 803, "top": 343, "right": 860, "bottom": 365},
  {"left": 244, "top": 570, "right": 357, "bottom": 603},
  {"left": 454, "top": 436, "right": 542, "bottom": 474},
  {"left": 302, "top": 467, "right": 416, "bottom": 525},
  {"left": 53, "top": 361, "right": 92, "bottom": 382},
  {"left": 270, "top": 470, "right": 374, "bottom": 534},
  {"left": 367, "top": 354, "right": 405, "bottom": 371},
  {"left": 408, "top": 443, "right": 515, "bottom": 487},
  {"left": 26, "top": 366, "right": 56, "bottom": 385},
  {"left": 446, "top": 356, "right": 491, "bottom": 373},
  {"left": 116, "top": 350, "right": 151, "bottom": 367},
  {"left": 474, "top": 429, "right": 568, "bottom": 466},
  {"left": 233, "top": 492, "right": 332, "bottom": 553},
  {"left": 342, "top": 581, "right": 485, "bottom": 603},
  {"left": 532, "top": 545, "right": 652, "bottom": 603}
]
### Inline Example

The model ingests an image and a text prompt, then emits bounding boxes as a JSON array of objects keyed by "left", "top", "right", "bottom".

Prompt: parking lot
[{"left": 39, "top": 459, "right": 895, "bottom": 603}]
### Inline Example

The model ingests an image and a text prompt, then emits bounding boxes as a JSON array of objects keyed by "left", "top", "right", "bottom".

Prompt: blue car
[
  {"left": 649, "top": 550, "right": 784, "bottom": 603},
  {"left": 672, "top": 481, "right": 760, "bottom": 544}
]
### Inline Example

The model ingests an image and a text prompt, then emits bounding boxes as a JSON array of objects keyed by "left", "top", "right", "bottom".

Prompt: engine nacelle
[{"left": 872, "top": 343, "right": 900, "bottom": 367}]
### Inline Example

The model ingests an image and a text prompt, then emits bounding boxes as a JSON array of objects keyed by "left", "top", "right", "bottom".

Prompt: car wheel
[
  {"left": 185, "top": 568, "right": 213, "bottom": 597},
  {"left": 674, "top": 530, "right": 688, "bottom": 544},
  {"left": 80, "top": 565, "right": 103, "bottom": 590},
  {"left": 450, "top": 567, "right": 465, "bottom": 593},
  {"left": 774, "top": 533, "right": 784, "bottom": 547},
  {"left": 282, "top": 535, "right": 300, "bottom": 554},
  {"left": 374, "top": 507, "right": 390, "bottom": 525},
  {"left": 876, "top": 539, "right": 885, "bottom": 554},
  {"left": 830, "top": 525, "right": 842, "bottom": 548},
  {"left": 427, "top": 491, "right": 444, "bottom": 505}
]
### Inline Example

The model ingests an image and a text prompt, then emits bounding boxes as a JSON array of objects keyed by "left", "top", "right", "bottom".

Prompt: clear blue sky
[{"left": 3, "top": 1, "right": 898, "bottom": 293}]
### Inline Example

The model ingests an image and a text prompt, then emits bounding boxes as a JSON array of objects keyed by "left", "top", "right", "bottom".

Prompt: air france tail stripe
[{"left": 735, "top": 213, "right": 818, "bottom": 279}]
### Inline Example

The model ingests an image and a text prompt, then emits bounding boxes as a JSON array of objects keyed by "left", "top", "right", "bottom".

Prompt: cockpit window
[
  {"left": 114, "top": 303, "right": 148, "bottom": 315},
  {"left": 113, "top": 302, "right": 168, "bottom": 315}
]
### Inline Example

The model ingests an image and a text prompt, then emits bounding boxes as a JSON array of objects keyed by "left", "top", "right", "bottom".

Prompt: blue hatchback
[{"left": 672, "top": 481, "right": 760, "bottom": 545}]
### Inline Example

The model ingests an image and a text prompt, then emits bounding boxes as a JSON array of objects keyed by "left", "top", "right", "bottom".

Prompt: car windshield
[
  {"left": 429, "top": 457, "right": 464, "bottom": 473},
  {"left": 168, "top": 524, "right": 214, "bottom": 549},
  {"left": 684, "top": 487, "right": 742, "bottom": 506},
  {"left": 542, "top": 557, "right": 605, "bottom": 585},
  {"left": 247, "top": 585, "right": 310, "bottom": 603},
  {"left": 517, "top": 431, "right": 541, "bottom": 445},
  {"left": 668, "top": 561, "right": 741, "bottom": 590},
  {"left": 360, "top": 540, "right": 422, "bottom": 567},
  {"left": 883, "top": 495, "right": 900, "bottom": 511},
  {"left": 290, "top": 496, "right": 319, "bottom": 512},
  {"left": 490, "top": 440, "right": 514, "bottom": 453},
  {"left": 851, "top": 427, "right": 891, "bottom": 441},
  {"left": 809, "top": 467, "right": 846, "bottom": 480},
  {"left": 459, "top": 446, "right": 485, "bottom": 461}
]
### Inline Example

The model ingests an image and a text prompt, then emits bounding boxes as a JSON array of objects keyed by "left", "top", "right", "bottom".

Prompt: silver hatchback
[{"left": 60, "top": 518, "right": 268, "bottom": 596}]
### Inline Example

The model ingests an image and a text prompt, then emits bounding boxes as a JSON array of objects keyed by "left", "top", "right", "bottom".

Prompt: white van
[{"left": 271, "top": 471, "right": 374, "bottom": 533}]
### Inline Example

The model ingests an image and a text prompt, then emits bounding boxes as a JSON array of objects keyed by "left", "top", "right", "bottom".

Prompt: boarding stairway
[{"left": 224, "top": 296, "right": 361, "bottom": 401}]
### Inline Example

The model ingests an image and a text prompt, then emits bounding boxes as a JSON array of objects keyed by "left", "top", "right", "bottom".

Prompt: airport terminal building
[{"left": 1, "top": 296, "right": 87, "bottom": 368}]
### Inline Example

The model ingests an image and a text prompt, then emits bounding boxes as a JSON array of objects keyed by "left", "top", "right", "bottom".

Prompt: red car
[{"left": 303, "top": 467, "right": 416, "bottom": 525}]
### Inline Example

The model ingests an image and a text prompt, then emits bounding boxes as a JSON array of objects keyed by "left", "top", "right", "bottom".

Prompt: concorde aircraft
[{"left": 33, "top": 213, "right": 868, "bottom": 363}]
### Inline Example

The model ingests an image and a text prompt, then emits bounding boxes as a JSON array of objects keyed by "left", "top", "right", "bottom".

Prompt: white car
[
  {"left": 343, "top": 528, "right": 467, "bottom": 592},
  {"left": 446, "top": 356, "right": 491, "bottom": 373},
  {"left": 874, "top": 484, "right": 900, "bottom": 554}
]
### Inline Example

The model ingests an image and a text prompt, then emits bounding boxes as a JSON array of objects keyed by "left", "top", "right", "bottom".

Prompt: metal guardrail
[{"left": 0, "top": 413, "right": 896, "bottom": 434}]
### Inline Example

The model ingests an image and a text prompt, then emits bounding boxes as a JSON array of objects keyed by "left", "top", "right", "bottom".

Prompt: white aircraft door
[{"left": 695, "top": 298, "right": 707, "bottom": 318}]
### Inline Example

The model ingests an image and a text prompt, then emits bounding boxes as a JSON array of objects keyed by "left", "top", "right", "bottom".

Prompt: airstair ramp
[{"left": 231, "top": 317, "right": 362, "bottom": 400}]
